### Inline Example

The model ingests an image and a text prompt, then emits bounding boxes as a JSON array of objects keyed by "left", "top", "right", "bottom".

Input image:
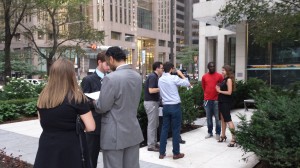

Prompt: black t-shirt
[
  {"left": 218, "top": 77, "right": 232, "bottom": 103},
  {"left": 37, "top": 98, "right": 90, "bottom": 132},
  {"left": 144, "top": 72, "right": 160, "bottom": 101}
]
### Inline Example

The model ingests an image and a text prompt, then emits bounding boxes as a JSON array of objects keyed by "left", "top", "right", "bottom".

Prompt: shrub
[
  {"left": 179, "top": 82, "right": 204, "bottom": 125},
  {"left": 236, "top": 88, "right": 300, "bottom": 168},
  {"left": 0, "top": 91, "right": 6, "bottom": 100},
  {"left": 137, "top": 83, "right": 147, "bottom": 139},
  {"left": 3, "top": 77, "right": 38, "bottom": 99},
  {"left": 190, "top": 82, "right": 205, "bottom": 115},
  {"left": 232, "top": 78, "right": 267, "bottom": 108},
  {"left": 33, "top": 82, "right": 46, "bottom": 94},
  {"left": 179, "top": 88, "right": 196, "bottom": 125},
  {"left": 0, "top": 104, "right": 21, "bottom": 122},
  {"left": 0, "top": 98, "right": 37, "bottom": 122},
  {"left": 137, "top": 82, "right": 204, "bottom": 141},
  {"left": 23, "top": 100, "right": 38, "bottom": 117}
]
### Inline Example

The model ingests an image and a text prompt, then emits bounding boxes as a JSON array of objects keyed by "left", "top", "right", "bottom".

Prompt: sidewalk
[{"left": 0, "top": 109, "right": 258, "bottom": 168}]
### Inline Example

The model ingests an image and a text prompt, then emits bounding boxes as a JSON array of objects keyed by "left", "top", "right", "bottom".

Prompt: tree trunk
[
  {"left": 4, "top": 24, "right": 12, "bottom": 84},
  {"left": 3, "top": 0, "right": 12, "bottom": 84},
  {"left": 46, "top": 57, "right": 54, "bottom": 75}
]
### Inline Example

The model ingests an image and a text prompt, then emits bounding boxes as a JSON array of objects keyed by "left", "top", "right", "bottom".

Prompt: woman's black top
[{"left": 218, "top": 77, "right": 232, "bottom": 103}]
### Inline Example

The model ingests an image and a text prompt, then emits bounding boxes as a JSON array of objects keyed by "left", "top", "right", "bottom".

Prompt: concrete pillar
[
  {"left": 235, "top": 22, "right": 247, "bottom": 81},
  {"left": 207, "top": 39, "right": 215, "bottom": 63},
  {"left": 216, "top": 34, "right": 225, "bottom": 73},
  {"left": 198, "top": 22, "right": 206, "bottom": 80}
]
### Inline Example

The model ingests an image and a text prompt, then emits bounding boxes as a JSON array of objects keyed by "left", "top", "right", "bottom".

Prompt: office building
[
  {"left": 0, "top": 0, "right": 174, "bottom": 78},
  {"left": 193, "top": 0, "right": 300, "bottom": 87},
  {"left": 175, "top": 0, "right": 199, "bottom": 51}
]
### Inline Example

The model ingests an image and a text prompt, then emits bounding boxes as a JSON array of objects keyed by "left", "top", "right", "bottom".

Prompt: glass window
[
  {"left": 159, "top": 40, "right": 165, "bottom": 47},
  {"left": 115, "top": 6, "right": 118, "bottom": 22},
  {"left": 176, "top": 13, "right": 184, "bottom": 20},
  {"left": 176, "top": 22, "right": 184, "bottom": 28},
  {"left": 125, "top": 49, "right": 132, "bottom": 64},
  {"left": 15, "top": 33, "right": 21, "bottom": 41},
  {"left": 48, "top": 33, "right": 53, "bottom": 40},
  {"left": 110, "top": 4, "right": 113, "bottom": 21},
  {"left": 192, "top": 40, "right": 199, "bottom": 44},
  {"left": 176, "top": 5, "right": 184, "bottom": 12},
  {"left": 137, "top": 8, "right": 152, "bottom": 30},
  {"left": 248, "top": 35, "right": 268, "bottom": 65},
  {"left": 273, "top": 41, "right": 300, "bottom": 64},
  {"left": 158, "top": 52, "right": 165, "bottom": 62},
  {"left": 247, "top": 32, "right": 300, "bottom": 87},
  {"left": 111, "top": 31, "right": 121, "bottom": 40},
  {"left": 125, "top": 34, "right": 134, "bottom": 42}
]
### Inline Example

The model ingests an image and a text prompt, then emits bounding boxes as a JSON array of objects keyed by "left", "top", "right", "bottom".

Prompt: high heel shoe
[
  {"left": 227, "top": 140, "right": 237, "bottom": 147},
  {"left": 217, "top": 136, "right": 227, "bottom": 142}
]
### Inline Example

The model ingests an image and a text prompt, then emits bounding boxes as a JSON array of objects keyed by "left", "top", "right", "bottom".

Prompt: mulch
[
  {"left": 0, "top": 148, "right": 33, "bottom": 168},
  {"left": 1, "top": 116, "right": 38, "bottom": 124}
]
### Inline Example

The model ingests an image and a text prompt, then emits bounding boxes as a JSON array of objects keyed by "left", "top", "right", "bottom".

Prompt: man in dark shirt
[
  {"left": 144, "top": 61, "right": 163, "bottom": 152},
  {"left": 81, "top": 52, "right": 110, "bottom": 168}
]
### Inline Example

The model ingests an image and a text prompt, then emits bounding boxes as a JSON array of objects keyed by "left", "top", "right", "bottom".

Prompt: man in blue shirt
[{"left": 158, "top": 62, "right": 190, "bottom": 160}]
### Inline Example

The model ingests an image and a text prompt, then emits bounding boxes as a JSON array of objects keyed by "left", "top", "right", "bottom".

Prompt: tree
[
  {"left": 0, "top": 0, "right": 31, "bottom": 83},
  {"left": 0, "top": 51, "right": 39, "bottom": 77},
  {"left": 20, "top": 0, "right": 105, "bottom": 74},
  {"left": 176, "top": 47, "right": 198, "bottom": 79},
  {"left": 216, "top": 0, "right": 300, "bottom": 45}
]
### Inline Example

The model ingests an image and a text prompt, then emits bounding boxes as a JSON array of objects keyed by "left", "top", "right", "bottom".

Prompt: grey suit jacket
[{"left": 95, "top": 64, "right": 144, "bottom": 150}]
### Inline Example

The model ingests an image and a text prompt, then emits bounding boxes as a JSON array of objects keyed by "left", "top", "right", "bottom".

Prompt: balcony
[
  {"left": 193, "top": 0, "right": 228, "bottom": 24},
  {"left": 193, "top": 0, "right": 235, "bottom": 31}
]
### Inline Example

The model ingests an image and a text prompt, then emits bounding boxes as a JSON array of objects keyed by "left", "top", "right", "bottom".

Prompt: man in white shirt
[{"left": 158, "top": 62, "right": 190, "bottom": 160}]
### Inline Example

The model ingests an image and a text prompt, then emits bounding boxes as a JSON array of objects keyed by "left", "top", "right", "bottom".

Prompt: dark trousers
[
  {"left": 158, "top": 113, "right": 183, "bottom": 142},
  {"left": 86, "top": 114, "right": 101, "bottom": 168},
  {"left": 159, "top": 104, "right": 182, "bottom": 155}
]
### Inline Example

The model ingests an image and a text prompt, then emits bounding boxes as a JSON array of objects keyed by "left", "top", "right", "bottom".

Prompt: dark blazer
[
  {"left": 81, "top": 72, "right": 102, "bottom": 134},
  {"left": 81, "top": 72, "right": 102, "bottom": 114},
  {"left": 95, "top": 64, "right": 144, "bottom": 150}
]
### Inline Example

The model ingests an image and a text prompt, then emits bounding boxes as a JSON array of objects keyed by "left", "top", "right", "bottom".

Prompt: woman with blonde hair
[
  {"left": 34, "top": 58, "right": 95, "bottom": 168},
  {"left": 216, "top": 65, "right": 236, "bottom": 147}
]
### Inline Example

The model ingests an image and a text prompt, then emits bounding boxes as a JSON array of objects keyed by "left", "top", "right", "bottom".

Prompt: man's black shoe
[
  {"left": 148, "top": 147, "right": 159, "bottom": 152},
  {"left": 179, "top": 139, "right": 186, "bottom": 144}
]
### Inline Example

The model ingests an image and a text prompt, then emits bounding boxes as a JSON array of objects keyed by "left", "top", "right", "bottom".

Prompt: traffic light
[{"left": 91, "top": 44, "right": 97, "bottom": 50}]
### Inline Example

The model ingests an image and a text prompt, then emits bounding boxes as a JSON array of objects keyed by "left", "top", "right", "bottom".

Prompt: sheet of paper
[{"left": 84, "top": 91, "right": 100, "bottom": 100}]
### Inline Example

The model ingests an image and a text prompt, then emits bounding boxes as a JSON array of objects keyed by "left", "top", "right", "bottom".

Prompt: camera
[{"left": 171, "top": 71, "right": 178, "bottom": 76}]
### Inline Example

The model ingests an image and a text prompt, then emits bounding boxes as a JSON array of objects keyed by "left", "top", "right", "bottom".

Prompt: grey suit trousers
[
  {"left": 144, "top": 101, "right": 159, "bottom": 148},
  {"left": 102, "top": 144, "right": 140, "bottom": 168}
]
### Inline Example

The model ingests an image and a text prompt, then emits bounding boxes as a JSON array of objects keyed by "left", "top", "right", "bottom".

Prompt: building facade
[
  {"left": 193, "top": 0, "right": 242, "bottom": 80},
  {"left": 193, "top": 0, "right": 300, "bottom": 87},
  {"left": 175, "top": 0, "right": 199, "bottom": 52},
  {"left": 0, "top": 0, "right": 175, "bottom": 79},
  {"left": 175, "top": 0, "right": 199, "bottom": 73},
  {"left": 86, "top": 0, "right": 174, "bottom": 76}
]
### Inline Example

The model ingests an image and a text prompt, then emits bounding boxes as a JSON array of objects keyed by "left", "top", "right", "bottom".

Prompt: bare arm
[
  {"left": 80, "top": 111, "right": 95, "bottom": 132},
  {"left": 176, "top": 70, "right": 186, "bottom": 79},
  {"left": 149, "top": 88, "right": 159, "bottom": 93}
]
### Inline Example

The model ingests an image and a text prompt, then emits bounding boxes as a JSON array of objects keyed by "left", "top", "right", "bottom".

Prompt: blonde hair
[{"left": 37, "top": 58, "right": 86, "bottom": 108}]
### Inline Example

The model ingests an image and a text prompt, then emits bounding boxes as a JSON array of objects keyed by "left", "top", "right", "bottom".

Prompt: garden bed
[
  {"left": 0, "top": 148, "right": 33, "bottom": 168},
  {"left": 2, "top": 116, "right": 38, "bottom": 124}
]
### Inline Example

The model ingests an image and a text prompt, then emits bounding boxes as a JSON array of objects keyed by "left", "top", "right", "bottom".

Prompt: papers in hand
[{"left": 84, "top": 91, "right": 100, "bottom": 100}]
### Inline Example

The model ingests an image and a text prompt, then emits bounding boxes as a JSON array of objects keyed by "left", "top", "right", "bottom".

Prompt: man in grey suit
[{"left": 95, "top": 46, "right": 144, "bottom": 168}]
